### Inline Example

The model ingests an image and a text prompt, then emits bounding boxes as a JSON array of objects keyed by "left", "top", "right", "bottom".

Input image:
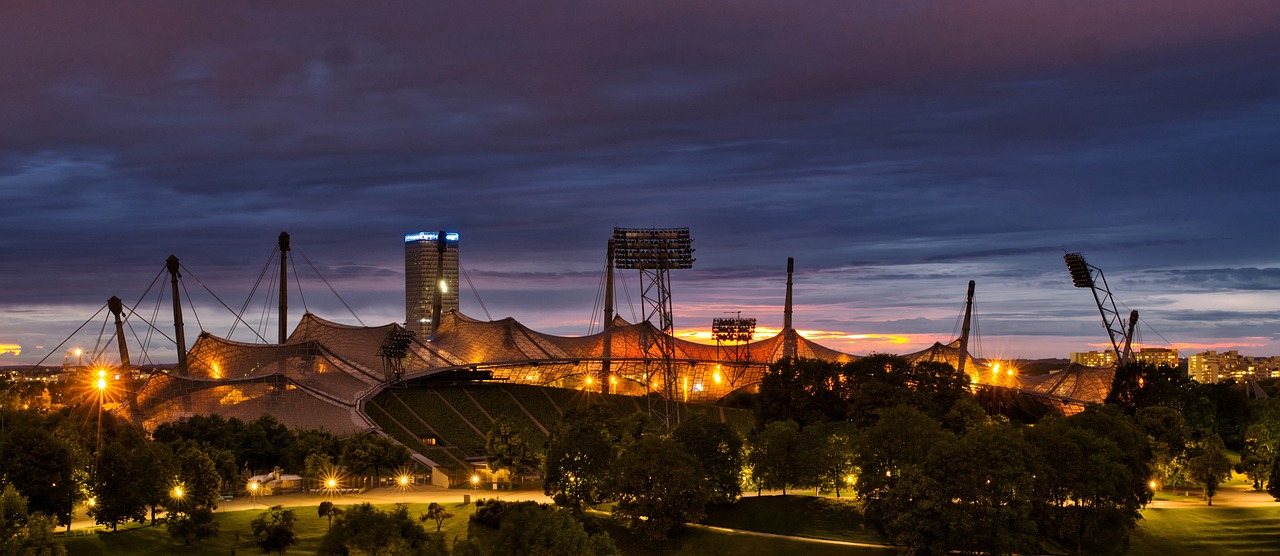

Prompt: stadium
[{"left": 116, "top": 229, "right": 1115, "bottom": 485}]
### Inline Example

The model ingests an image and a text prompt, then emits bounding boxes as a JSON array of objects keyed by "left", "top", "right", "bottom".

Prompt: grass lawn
[
  {"left": 1129, "top": 504, "right": 1280, "bottom": 556},
  {"left": 64, "top": 491, "right": 1280, "bottom": 556},
  {"left": 59, "top": 501, "right": 477, "bottom": 556},
  {"left": 701, "top": 495, "right": 886, "bottom": 545},
  {"left": 60, "top": 497, "right": 896, "bottom": 556}
]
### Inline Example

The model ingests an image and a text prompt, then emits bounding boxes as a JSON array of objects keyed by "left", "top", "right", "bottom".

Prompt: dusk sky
[{"left": 4, "top": 2, "right": 1280, "bottom": 367}]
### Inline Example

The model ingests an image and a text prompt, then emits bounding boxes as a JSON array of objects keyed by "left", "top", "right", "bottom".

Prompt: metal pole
[
  {"left": 167, "top": 255, "right": 187, "bottom": 373},
  {"left": 279, "top": 231, "right": 290, "bottom": 344},
  {"left": 108, "top": 296, "right": 131, "bottom": 369},
  {"left": 958, "top": 280, "right": 975, "bottom": 377}
]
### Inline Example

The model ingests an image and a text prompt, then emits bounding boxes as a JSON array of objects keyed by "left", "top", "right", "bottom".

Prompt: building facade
[
  {"left": 1133, "top": 347, "right": 1180, "bottom": 369},
  {"left": 1070, "top": 350, "right": 1115, "bottom": 368},
  {"left": 405, "top": 231, "right": 460, "bottom": 339},
  {"left": 1188, "top": 350, "right": 1280, "bottom": 383}
]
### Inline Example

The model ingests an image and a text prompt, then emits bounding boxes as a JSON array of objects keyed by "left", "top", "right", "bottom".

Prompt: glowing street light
[
  {"left": 397, "top": 473, "right": 412, "bottom": 503},
  {"left": 470, "top": 474, "right": 479, "bottom": 491}
]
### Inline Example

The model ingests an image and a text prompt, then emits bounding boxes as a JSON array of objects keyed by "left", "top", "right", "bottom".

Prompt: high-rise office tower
[{"left": 405, "top": 231, "right": 460, "bottom": 339}]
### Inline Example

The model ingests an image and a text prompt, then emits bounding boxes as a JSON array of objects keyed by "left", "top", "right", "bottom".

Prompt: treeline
[
  {"left": 516, "top": 355, "right": 1256, "bottom": 554},
  {"left": 0, "top": 409, "right": 411, "bottom": 544}
]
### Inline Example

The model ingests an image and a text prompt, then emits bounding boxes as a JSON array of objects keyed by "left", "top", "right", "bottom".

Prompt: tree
[
  {"left": 854, "top": 405, "right": 952, "bottom": 503},
  {"left": 940, "top": 423, "right": 1038, "bottom": 556},
  {"left": 1025, "top": 407, "right": 1152, "bottom": 553},
  {"left": 486, "top": 416, "right": 540, "bottom": 488},
  {"left": 481, "top": 502, "right": 619, "bottom": 556},
  {"left": 305, "top": 452, "right": 339, "bottom": 490},
  {"left": 0, "top": 416, "right": 81, "bottom": 528},
  {"left": 843, "top": 355, "right": 970, "bottom": 427},
  {"left": 0, "top": 483, "right": 66, "bottom": 556},
  {"left": 1135, "top": 406, "right": 1190, "bottom": 491},
  {"left": 672, "top": 412, "right": 744, "bottom": 503},
  {"left": 250, "top": 505, "right": 299, "bottom": 554},
  {"left": 282, "top": 428, "right": 341, "bottom": 475},
  {"left": 167, "top": 506, "right": 219, "bottom": 545},
  {"left": 170, "top": 440, "right": 224, "bottom": 512},
  {"left": 612, "top": 435, "right": 710, "bottom": 540},
  {"left": 747, "top": 420, "right": 816, "bottom": 495},
  {"left": 88, "top": 437, "right": 149, "bottom": 531},
  {"left": 318, "top": 503, "right": 443, "bottom": 556},
  {"left": 340, "top": 432, "right": 411, "bottom": 488},
  {"left": 806, "top": 421, "right": 858, "bottom": 498},
  {"left": 134, "top": 440, "right": 176, "bottom": 526},
  {"left": 1267, "top": 453, "right": 1280, "bottom": 501},
  {"left": 543, "top": 406, "right": 619, "bottom": 508},
  {"left": 755, "top": 357, "right": 847, "bottom": 427},
  {"left": 1189, "top": 434, "right": 1233, "bottom": 506},
  {"left": 318, "top": 501, "right": 342, "bottom": 530},
  {"left": 165, "top": 441, "right": 222, "bottom": 545},
  {"left": 422, "top": 502, "right": 453, "bottom": 532}
]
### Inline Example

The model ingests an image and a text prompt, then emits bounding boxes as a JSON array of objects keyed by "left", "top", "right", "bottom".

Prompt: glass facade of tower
[{"left": 404, "top": 231, "right": 460, "bottom": 339}]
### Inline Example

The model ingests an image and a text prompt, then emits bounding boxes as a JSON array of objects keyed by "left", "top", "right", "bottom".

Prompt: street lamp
[
  {"left": 398, "top": 474, "right": 411, "bottom": 503},
  {"left": 248, "top": 481, "right": 260, "bottom": 508},
  {"left": 470, "top": 474, "right": 479, "bottom": 491}
]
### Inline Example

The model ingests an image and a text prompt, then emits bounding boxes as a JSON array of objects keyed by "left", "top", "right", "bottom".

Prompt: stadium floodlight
[
  {"left": 712, "top": 317, "right": 756, "bottom": 342},
  {"left": 1064, "top": 253, "right": 1093, "bottom": 288},
  {"left": 612, "top": 228, "right": 694, "bottom": 270}
]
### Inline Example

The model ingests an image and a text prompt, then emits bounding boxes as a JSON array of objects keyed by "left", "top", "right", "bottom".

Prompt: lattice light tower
[
  {"left": 712, "top": 314, "right": 755, "bottom": 387},
  {"left": 379, "top": 325, "right": 416, "bottom": 388},
  {"left": 1064, "top": 252, "right": 1138, "bottom": 366},
  {"left": 612, "top": 227, "right": 694, "bottom": 428}
]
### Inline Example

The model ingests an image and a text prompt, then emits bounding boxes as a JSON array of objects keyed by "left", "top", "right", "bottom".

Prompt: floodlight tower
[
  {"left": 1064, "top": 253, "right": 1138, "bottom": 365},
  {"left": 379, "top": 325, "right": 415, "bottom": 387},
  {"left": 611, "top": 227, "right": 694, "bottom": 428},
  {"left": 712, "top": 313, "right": 755, "bottom": 387}
]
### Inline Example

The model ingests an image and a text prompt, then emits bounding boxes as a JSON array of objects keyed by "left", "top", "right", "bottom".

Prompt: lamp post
[
  {"left": 248, "top": 481, "right": 260, "bottom": 509},
  {"left": 171, "top": 486, "right": 185, "bottom": 520},
  {"left": 398, "top": 474, "right": 411, "bottom": 504}
]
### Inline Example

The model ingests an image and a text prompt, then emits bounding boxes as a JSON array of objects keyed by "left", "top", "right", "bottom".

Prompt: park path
[{"left": 65, "top": 484, "right": 552, "bottom": 532}]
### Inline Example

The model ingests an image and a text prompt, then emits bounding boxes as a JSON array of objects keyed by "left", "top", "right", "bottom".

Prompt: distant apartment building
[
  {"left": 1070, "top": 350, "right": 1115, "bottom": 368},
  {"left": 1070, "top": 347, "right": 1180, "bottom": 370},
  {"left": 1185, "top": 350, "right": 1272, "bottom": 383},
  {"left": 1133, "top": 347, "right": 1179, "bottom": 368}
]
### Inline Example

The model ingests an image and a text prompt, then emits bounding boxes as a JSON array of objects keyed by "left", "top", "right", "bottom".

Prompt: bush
[{"left": 166, "top": 507, "right": 219, "bottom": 545}]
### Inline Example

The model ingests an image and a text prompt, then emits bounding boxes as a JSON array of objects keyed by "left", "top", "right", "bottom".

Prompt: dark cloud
[{"left": 3, "top": 1, "right": 1280, "bottom": 363}]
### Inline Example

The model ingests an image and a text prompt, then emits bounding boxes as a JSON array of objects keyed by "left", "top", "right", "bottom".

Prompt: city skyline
[{"left": 3, "top": 2, "right": 1280, "bottom": 365}]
